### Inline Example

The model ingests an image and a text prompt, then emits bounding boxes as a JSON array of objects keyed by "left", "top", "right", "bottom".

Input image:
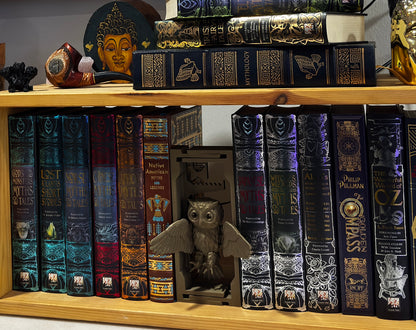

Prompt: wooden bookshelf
[
  {"left": 1, "top": 75, "right": 416, "bottom": 329},
  {"left": 0, "top": 75, "right": 413, "bottom": 108}
]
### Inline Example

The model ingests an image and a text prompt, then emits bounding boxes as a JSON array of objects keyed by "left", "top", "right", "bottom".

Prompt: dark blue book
[
  {"left": 170, "top": 0, "right": 363, "bottom": 18},
  {"left": 133, "top": 43, "right": 376, "bottom": 89},
  {"left": 331, "top": 105, "right": 375, "bottom": 315},
  {"left": 176, "top": 0, "right": 231, "bottom": 18},
  {"left": 38, "top": 114, "right": 66, "bottom": 293},
  {"left": 367, "top": 105, "right": 412, "bottom": 320},
  {"left": 9, "top": 114, "right": 40, "bottom": 291},
  {"left": 62, "top": 114, "right": 94, "bottom": 296},
  {"left": 297, "top": 106, "right": 340, "bottom": 313},
  {"left": 232, "top": 105, "right": 274, "bottom": 309},
  {"left": 403, "top": 109, "right": 416, "bottom": 320},
  {"left": 264, "top": 106, "right": 306, "bottom": 311}
]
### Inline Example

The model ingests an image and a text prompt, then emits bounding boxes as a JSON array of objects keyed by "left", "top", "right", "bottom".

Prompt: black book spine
[
  {"left": 297, "top": 109, "right": 340, "bottom": 312},
  {"left": 404, "top": 110, "right": 416, "bottom": 320},
  {"left": 265, "top": 108, "right": 306, "bottom": 311},
  {"left": 232, "top": 107, "right": 274, "bottom": 309},
  {"left": 367, "top": 107, "right": 412, "bottom": 319}
]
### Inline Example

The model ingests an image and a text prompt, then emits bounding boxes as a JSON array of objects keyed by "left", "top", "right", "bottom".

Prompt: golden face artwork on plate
[{"left": 98, "top": 33, "right": 135, "bottom": 75}]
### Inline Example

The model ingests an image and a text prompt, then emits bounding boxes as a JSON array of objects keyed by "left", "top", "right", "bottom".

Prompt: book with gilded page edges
[
  {"left": 62, "top": 114, "right": 94, "bottom": 296},
  {"left": 116, "top": 111, "right": 148, "bottom": 300},
  {"left": 9, "top": 114, "right": 40, "bottom": 291},
  {"left": 90, "top": 113, "right": 120, "bottom": 297},
  {"left": 264, "top": 106, "right": 306, "bottom": 311},
  {"left": 297, "top": 106, "right": 340, "bottom": 313},
  {"left": 155, "top": 12, "right": 364, "bottom": 49},
  {"left": 367, "top": 105, "right": 412, "bottom": 320},
  {"left": 143, "top": 106, "right": 202, "bottom": 302},
  {"left": 166, "top": 0, "right": 363, "bottom": 19},
  {"left": 331, "top": 105, "right": 375, "bottom": 315},
  {"left": 132, "top": 43, "right": 376, "bottom": 89},
  {"left": 232, "top": 106, "right": 274, "bottom": 309}
]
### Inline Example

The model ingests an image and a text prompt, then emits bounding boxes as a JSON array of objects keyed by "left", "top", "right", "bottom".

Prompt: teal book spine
[
  {"left": 62, "top": 114, "right": 94, "bottom": 296},
  {"left": 9, "top": 115, "right": 40, "bottom": 291},
  {"left": 38, "top": 114, "right": 66, "bottom": 293}
]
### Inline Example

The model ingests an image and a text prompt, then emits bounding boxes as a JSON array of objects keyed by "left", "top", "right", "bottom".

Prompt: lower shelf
[{"left": 0, "top": 291, "right": 414, "bottom": 329}]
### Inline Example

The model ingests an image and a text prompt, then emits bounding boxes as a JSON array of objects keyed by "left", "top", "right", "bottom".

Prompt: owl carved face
[{"left": 187, "top": 198, "right": 223, "bottom": 230}]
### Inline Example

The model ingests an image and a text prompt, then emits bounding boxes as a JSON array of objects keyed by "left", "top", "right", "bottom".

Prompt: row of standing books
[
  {"left": 9, "top": 105, "right": 202, "bottom": 301},
  {"left": 232, "top": 104, "right": 416, "bottom": 320},
  {"left": 131, "top": 0, "right": 376, "bottom": 89},
  {"left": 9, "top": 102, "right": 416, "bottom": 321}
]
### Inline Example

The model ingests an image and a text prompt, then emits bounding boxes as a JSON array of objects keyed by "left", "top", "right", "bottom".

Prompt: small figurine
[
  {"left": 0, "top": 62, "right": 37, "bottom": 92},
  {"left": 150, "top": 197, "right": 251, "bottom": 287},
  {"left": 376, "top": 254, "right": 408, "bottom": 300}
]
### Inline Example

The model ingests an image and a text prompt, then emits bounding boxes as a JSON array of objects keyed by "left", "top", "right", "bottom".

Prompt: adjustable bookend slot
[{"left": 170, "top": 146, "right": 241, "bottom": 306}]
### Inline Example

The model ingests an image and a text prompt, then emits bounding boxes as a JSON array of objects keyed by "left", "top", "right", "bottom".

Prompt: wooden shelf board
[
  {"left": 0, "top": 291, "right": 415, "bottom": 330},
  {"left": 1, "top": 75, "right": 416, "bottom": 329},
  {"left": 0, "top": 75, "right": 415, "bottom": 107}
]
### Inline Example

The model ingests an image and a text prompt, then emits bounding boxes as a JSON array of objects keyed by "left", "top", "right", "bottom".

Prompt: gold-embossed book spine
[
  {"left": 116, "top": 112, "right": 148, "bottom": 300},
  {"left": 331, "top": 106, "right": 375, "bottom": 316},
  {"left": 143, "top": 106, "right": 202, "bottom": 303},
  {"left": 133, "top": 43, "right": 376, "bottom": 89},
  {"left": 156, "top": 12, "right": 365, "bottom": 49}
]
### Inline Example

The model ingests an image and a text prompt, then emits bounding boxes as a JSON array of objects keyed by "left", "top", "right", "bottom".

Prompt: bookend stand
[{"left": 170, "top": 146, "right": 241, "bottom": 306}]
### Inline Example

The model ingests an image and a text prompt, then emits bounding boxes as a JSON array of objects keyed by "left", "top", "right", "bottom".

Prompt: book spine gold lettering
[
  {"left": 9, "top": 115, "right": 40, "bottom": 291},
  {"left": 332, "top": 112, "right": 374, "bottom": 315}
]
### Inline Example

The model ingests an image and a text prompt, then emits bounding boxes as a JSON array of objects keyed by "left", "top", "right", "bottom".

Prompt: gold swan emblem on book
[
  {"left": 294, "top": 54, "right": 324, "bottom": 79},
  {"left": 176, "top": 58, "right": 201, "bottom": 82}
]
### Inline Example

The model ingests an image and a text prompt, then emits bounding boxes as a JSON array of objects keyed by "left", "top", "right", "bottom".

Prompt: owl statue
[{"left": 150, "top": 197, "right": 251, "bottom": 286}]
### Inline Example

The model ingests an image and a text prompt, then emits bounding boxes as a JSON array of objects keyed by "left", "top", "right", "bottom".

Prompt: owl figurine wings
[{"left": 150, "top": 197, "right": 251, "bottom": 286}]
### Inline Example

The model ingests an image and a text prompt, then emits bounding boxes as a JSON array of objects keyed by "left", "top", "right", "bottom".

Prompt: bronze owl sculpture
[{"left": 150, "top": 197, "right": 251, "bottom": 286}]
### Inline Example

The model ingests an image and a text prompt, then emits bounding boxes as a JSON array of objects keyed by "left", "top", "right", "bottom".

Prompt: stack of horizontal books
[{"left": 132, "top": 0, "right": 376, "bottom": 89}]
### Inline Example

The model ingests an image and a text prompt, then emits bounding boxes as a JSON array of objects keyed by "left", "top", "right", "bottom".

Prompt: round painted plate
[{"left": 83, "top": 1, "right": 156, "bottom": 75}]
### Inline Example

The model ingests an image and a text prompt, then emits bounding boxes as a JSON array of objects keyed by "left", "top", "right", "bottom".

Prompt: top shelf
[{"left": 0, "top": 75, "right": 415, "bottom": 108}]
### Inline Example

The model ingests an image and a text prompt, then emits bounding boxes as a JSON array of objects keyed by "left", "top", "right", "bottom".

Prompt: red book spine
[
  {"left": 143, "top": 115, "right": 175, "bottom": 303},
  {"left": 143, "top": 106, "right": 202, "bottom": 302},
  {"left": 90, "top": 113, "right": 120, "bottom": 297}
]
